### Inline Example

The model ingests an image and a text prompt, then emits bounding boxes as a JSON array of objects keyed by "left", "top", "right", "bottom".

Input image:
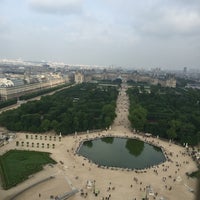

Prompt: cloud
[
  {"left": 132, "top": 4, "right": 200, "bottom": 38},
  {"left": 29, "top": 0, "right": 83, "bottom": 15},
  {"left": 1, "top": 0, "right": 200, "bottom": 68},
  {"left": 165, "top": 9, "right": 200, "bottom": 34}
]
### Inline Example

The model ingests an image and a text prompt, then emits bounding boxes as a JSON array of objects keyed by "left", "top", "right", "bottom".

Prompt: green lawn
[{"left": 0, "top": 150, "right": 56, "bottom": 190}]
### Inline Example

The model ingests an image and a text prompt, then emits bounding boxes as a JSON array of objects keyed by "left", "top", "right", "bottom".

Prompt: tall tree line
[{"left": 0, "top": 83, "right": 118, "bottom": 134}]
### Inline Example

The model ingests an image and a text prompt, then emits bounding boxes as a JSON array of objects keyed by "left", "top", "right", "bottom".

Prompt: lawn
[{"left": 0, "top": 150, "right": 56, "bottom": 190}]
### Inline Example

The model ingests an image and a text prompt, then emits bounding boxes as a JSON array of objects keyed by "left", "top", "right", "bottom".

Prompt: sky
[{"left": 0, "top": 0, "right": 200, "bottom": 69}]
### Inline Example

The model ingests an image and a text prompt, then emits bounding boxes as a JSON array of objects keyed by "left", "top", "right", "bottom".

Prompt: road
[{"left": 112, "top": 83, "right": 131, "bottom": 131}]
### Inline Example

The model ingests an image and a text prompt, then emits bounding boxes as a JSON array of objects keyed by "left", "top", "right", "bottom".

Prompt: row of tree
[
  {"left": 0, "top": 83, "right": 118, "bottom": 134},
  {"left": 19, "top": 83, "right": 70, "bottom": 100},
  {"left": 128, "top": 85, "right": 200, "bottom": 146},
  {"left": 0, "top": 83, "right": 70, "bottom": 109},
  {"left": 0, "top": 98, "right": 17, "bottom": 109}
]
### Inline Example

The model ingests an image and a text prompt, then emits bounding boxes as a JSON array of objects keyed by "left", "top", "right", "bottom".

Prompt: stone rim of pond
[{"left": 76, "top": 136, "right": 167, "bottom": 170}]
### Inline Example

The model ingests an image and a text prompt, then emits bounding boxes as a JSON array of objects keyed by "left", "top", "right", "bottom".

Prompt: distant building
[
  {"left": 11, "top": 78, "right": 25, "bottom": 86},
  {"left": 127, "top": 73, "right": 176, "bottom": 88},
  {"left": 165, "top": 77, "right": 176, "bottom": 88},
  {"left": 0, "top": 78, "right": 14, "bottom": 87},
  {"left": 75, "top": 72, "right": 84, "bottom": 83},
  {"left": 183, "top": 67, "right": 187, "bottom": 74},
  {"left": 0, "top": 74, "right": 67, "bottom": 101}
]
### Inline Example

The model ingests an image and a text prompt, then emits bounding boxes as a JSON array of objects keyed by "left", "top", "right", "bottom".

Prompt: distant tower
[{"left": 183, "top": 67, "right": 187, "bottom": 74}]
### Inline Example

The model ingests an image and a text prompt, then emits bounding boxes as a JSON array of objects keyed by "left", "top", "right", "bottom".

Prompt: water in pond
[{"left": 78, "top": 137, "right": 166, "bottom": 169}]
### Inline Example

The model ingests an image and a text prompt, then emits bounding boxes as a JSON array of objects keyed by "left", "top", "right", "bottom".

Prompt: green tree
[
  {"left": 41, "top": 119, "right": 51, "bottom": 132},
  {"left": 0, "top": 83, "right": 118, "bottom": 134},
  {"left": 178, "top": 122, "right": 195, "bottom": 144},
  {"left": 166, "top": 120, "right": 180, "bottom": 140},
  {"left": 167, "top": 127, "right": 177, "bottom": 140},
  {"left": 73, "top": 116, "right": 79, "bottom": 131},
  {"left": 129, "top": 105, "right": 147, "bottom": 131},
  {"left": 105, "top": 116, "right": 112, "bottom": 127}
]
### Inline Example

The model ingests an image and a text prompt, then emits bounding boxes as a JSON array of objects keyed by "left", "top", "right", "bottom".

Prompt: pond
[{"left": 77, "top": 137, "right": 166, "bottom": 169}]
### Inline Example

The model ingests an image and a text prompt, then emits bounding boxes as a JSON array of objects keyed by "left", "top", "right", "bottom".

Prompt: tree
[
  {"left": 0, "top": 83, "right": 118, "bottom": 134},
  {"left": 178, "top": 122, "right": 195, "bottom": 144},
  {"left": 41, "top": 119, "right": 51, "bottom": 132},
  {"left": 128, "top": 85, "right": 200, "bottom": 146},
  {"left": 105, "top": 116, "right": 112, "bottom": 127},
  {"left": 129, "top": 105, "right": 147, "bottom": 131},
  {"left": 51, "top": 120, "right": 59, "bottom": 132},
  {"left": 167, "top": 127, "right": 177, "bottom": 140},
  {"left": 166, "top": 120, "right": 180, "bottom": 140},
  {"left": 21, "top": 114, "right": 41, "bottom": 131},
  {"left": 73, "top": 116, "right": 79, "bottom": 131}
]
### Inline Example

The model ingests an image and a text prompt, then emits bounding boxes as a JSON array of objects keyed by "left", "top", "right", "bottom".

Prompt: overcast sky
[{"left": 0, "top": 0, "right": 200, "bottom": 69}]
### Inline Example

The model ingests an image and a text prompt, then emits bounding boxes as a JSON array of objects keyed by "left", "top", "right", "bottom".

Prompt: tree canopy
[
  {"left": 128, "top": 85, "right": 200, "bottom": 146},
  {"left": 0, "top": 83, "right": 118, "bottom": 135}
]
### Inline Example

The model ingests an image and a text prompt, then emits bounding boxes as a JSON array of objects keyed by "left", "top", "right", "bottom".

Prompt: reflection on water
[
  {"left": 79, "top": 137, "right": 166, "bottom": 169},
  {"left": 125, "top": 139, "right": 144, "bottom": 157},
  {"left": 84, "top": 140, "right": 93, "bottom": 148},
  {"left": 101, "top": 137, "right": 114, "bottom": 144}
]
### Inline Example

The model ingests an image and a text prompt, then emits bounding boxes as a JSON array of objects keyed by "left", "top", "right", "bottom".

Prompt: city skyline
[{"left": 0, "top": 0, "right": 200, "bottom": 69}]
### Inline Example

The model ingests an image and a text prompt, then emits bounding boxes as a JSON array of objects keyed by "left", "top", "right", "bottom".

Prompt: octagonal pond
[{"left": 77, "top": 137, "right": 166, "bottom": 169}]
